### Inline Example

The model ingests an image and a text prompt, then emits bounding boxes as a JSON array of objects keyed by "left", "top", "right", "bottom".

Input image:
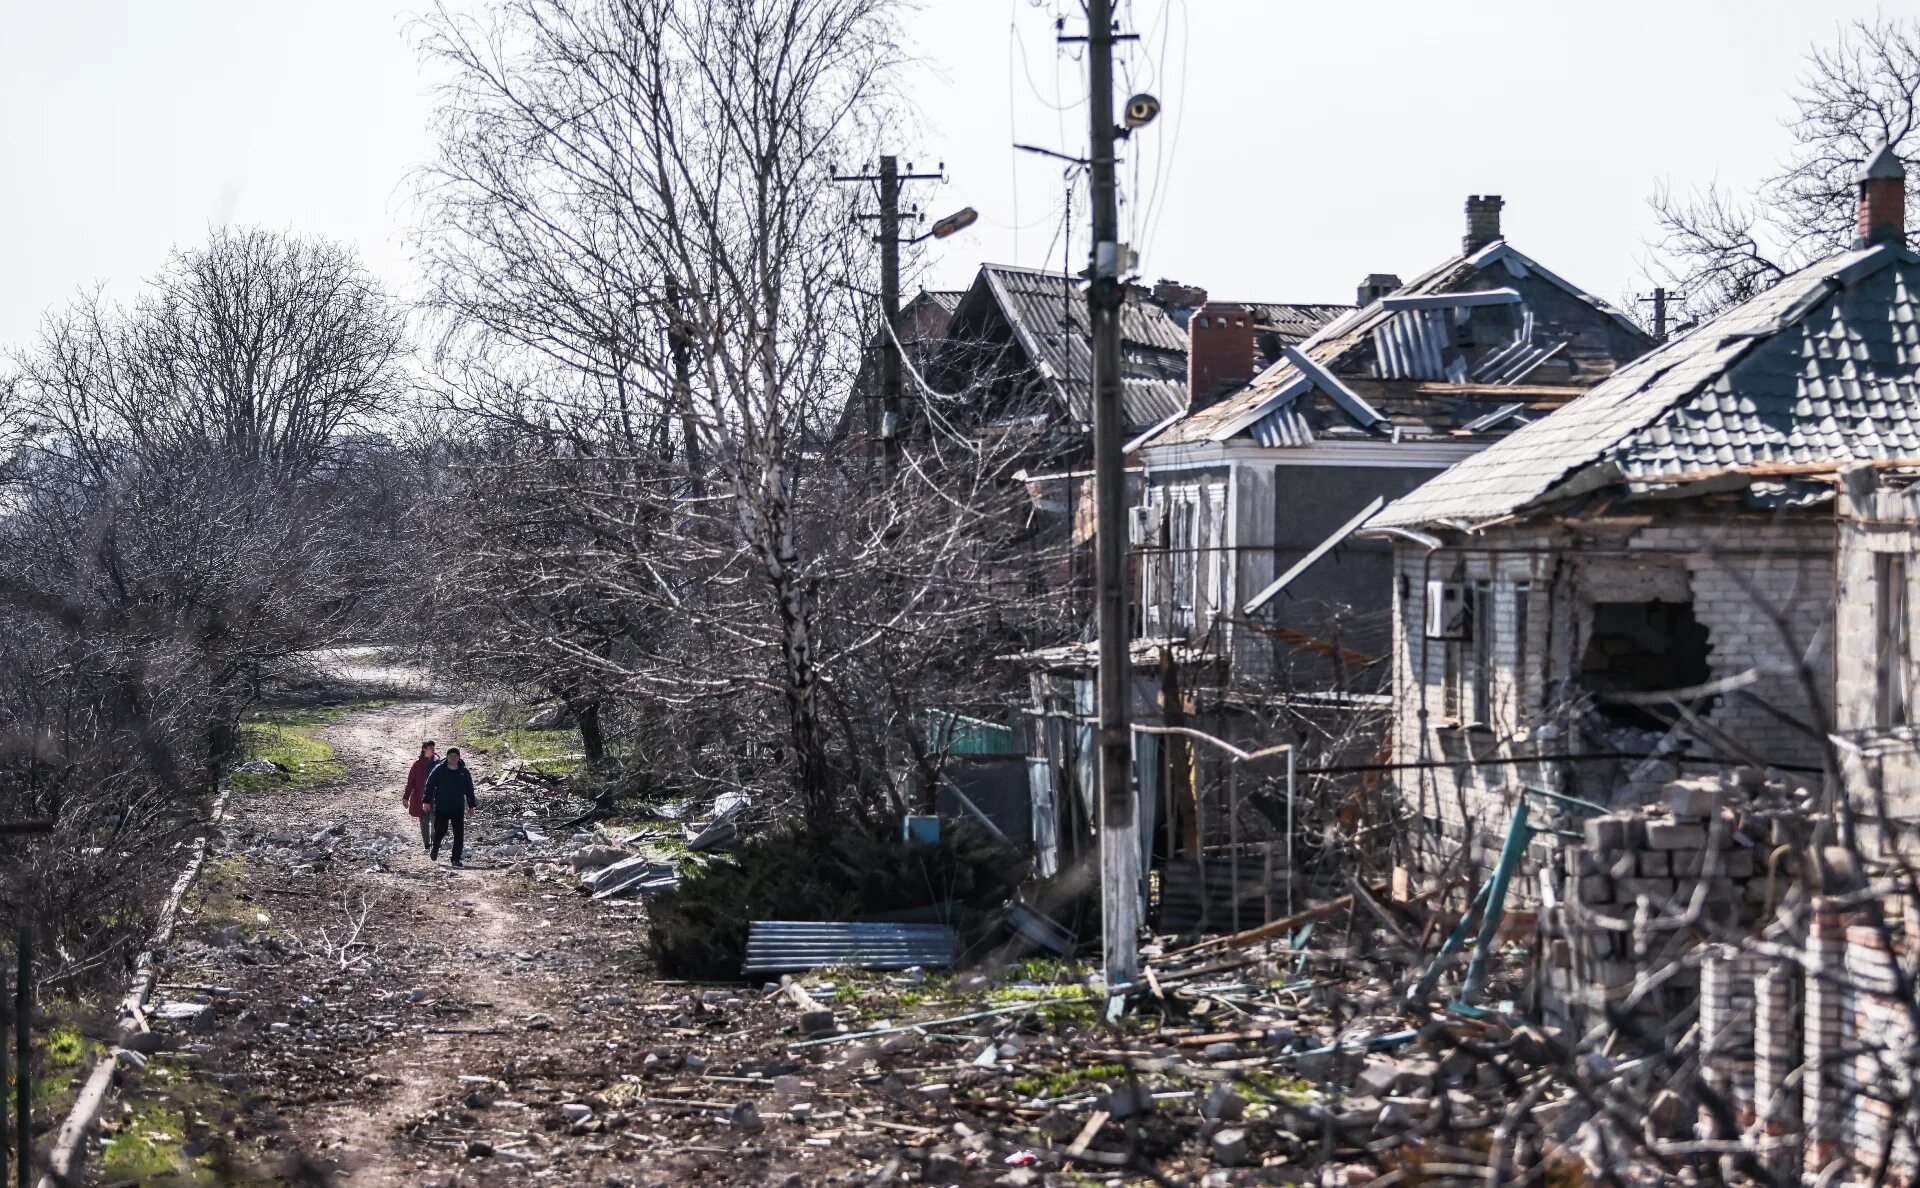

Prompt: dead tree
[{"left": 1649, "top": 15, "right": 1920, "bottom": 317}]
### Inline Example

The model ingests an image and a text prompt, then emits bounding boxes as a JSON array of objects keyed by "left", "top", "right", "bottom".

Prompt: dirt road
[
  {"left": 154, "top": 689, "right": 681, "bottom": 1185},
  {"left": 141, "top": 673, "right": 1043, "bottom": 1186}
]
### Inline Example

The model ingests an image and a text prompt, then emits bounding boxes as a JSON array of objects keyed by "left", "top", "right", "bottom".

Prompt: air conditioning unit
[{"left": 1425, "top": 580, "right": 1472, "bottom": 640}]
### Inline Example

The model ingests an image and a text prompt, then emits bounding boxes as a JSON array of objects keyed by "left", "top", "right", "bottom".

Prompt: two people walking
[{"left": 402, "top": 739, "right": 479, "bottom": 867}]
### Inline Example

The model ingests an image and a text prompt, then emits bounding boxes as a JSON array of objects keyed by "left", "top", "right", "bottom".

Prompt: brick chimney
[
  {"left": 1357, "top": 273, "right": 1402, "bottom": 306},
  {"left": 1463, "top": 194, "right": 1504, "bottom": 254},
  {"left": 1855, "top": 143, "right": 1906, "bottom": 248},
  {"left": 1187, "top": 301, "right": 1255, "bottom": 409}
]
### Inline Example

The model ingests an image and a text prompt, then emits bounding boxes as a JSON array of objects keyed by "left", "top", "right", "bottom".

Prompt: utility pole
[
  {"left": 834, "top": 156, "right": 945, "bottom": 485},
  {"left": 1639, "top": 286, "right": 1670, "bottom": 343},
  {"left": 1085, "top": 0, "right": 1140, "bottom": 988},
  {"left": 878, "top": 155, "right": 903, "bottom": 484},
  {"left": 664, "top": 274, "right": 703, "bottom": 497}
]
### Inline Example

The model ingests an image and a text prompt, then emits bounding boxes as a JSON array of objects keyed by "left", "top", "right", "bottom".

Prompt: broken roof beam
[
  {"left": 1378, "top": 287, "right": 1522, "bottom": 311},
  {"left": 1243, "top": 496, "right": 1386, "bottom": 615},
  {"left": 1280, "top": 346, "right": 1390, "bottom": 432}
]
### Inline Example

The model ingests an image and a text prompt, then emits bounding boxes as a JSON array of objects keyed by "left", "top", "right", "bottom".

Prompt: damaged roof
[
  {"left": 947, "top": 265, "right": 1349, "bottom": 428},
  {"left": 1142, "top": 241, "right": 1648, "bottom": 449},
  {"left": 1371, "top": 243, "right": 1920, "bottom": 529}
]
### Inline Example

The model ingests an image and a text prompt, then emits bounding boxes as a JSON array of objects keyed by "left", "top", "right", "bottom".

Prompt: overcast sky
[{"left": 0, "top": 0, "right": 1894, "bottom": 352}]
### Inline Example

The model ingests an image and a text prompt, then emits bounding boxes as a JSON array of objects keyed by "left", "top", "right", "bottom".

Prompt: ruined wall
[
  {"left": 1835, "top": 469, "right": 1920, "bottom": 860},
  {"left": 1390, "top": 510, "right": 1834, "bottom": 883}
]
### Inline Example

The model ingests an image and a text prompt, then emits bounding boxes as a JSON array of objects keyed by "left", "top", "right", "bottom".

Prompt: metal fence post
[
  {"left": 0, "top": 957, "right": 9, "bottom": 1188},
  {"left": 14, "top": 931, "right": 27, "bottom": 1188}
]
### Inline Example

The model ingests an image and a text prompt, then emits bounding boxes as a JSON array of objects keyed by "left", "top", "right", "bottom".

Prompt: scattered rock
[
  {"left": 1210, "top": 1127, "right": 1247, "bottom": 1167},
  {"left": 728, "top": 1102, "right": 764, "bottom": 1133}
]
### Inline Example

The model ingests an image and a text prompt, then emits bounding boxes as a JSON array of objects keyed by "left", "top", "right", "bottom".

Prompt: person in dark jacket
[
  {"left": 402, "top": 740, "right": 437, "bottom": 853},
  {"left": 424, "top": 747, "right": 479, "bottom": 867}
]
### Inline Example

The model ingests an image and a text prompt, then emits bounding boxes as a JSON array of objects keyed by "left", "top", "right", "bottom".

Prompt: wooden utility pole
[{"left": 1085, "top": 0, "right": 1140, "bottom": 987}]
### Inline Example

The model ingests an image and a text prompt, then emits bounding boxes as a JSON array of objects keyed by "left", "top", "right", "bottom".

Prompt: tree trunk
[{"left": 575, "top": 700, "right": 606, "bottom": 766}]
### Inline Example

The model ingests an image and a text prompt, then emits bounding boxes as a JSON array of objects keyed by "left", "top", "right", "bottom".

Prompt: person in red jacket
[{"left": 403, "top": 740, "right": 437, "bottom": 853}]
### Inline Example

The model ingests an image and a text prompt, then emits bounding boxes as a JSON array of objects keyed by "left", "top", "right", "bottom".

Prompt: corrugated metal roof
[
  {"left": 1243, "top": 302, "right": 1352, "bottom": 346},
  {"left": 980, "top": 264, "right": 1190, "bottom": 426},
  {"left": 742, "top": 921, "right": 957, "bottom": 974},
  {"left": 922, "top": 289, "right": 965, "bottom": 312},
  {"left": 1371, "top": 244, "right": 1920, "bottom": 529},
  {"left": 1147, "top": 241, "right": 1645, "bottom": 448}
]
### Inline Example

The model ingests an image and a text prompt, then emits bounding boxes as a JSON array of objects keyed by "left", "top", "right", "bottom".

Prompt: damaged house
[
  {"left": 1025, "top": 197, "right": 1655, "bottom": 930},
  {"left": 1362, "top": 147, "right": 1920, "bottom": 1180}
]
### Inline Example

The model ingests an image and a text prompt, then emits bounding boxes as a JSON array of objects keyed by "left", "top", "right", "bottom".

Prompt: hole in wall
[{"left": 1579, "top": 600, "right": 1713, "bottom": 730}]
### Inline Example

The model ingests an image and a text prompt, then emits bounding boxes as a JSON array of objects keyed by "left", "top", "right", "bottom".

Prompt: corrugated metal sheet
[
  {"left": 1243, "top": 302, "right": 1352, "bottom": 346},
  {"left": 1373, "top": 243, "right": 1920, "bottom": 529},
  {"left": 741, "top": 921, "right": 957, "bottom": 974},
  {"left": 1150, "top": 240, "right": 1650, "bottom": 448},
  {"left": 982, "top": 264, "right": 1190, "bottom": 426},
  {"left": 923, "top": 710, "right": 1019, "bottom": 756}
]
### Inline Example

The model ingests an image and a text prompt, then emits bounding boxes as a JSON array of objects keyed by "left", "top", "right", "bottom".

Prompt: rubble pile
[{"left": 1542, "top": 769, "right": 1816, "bottom": 1037}]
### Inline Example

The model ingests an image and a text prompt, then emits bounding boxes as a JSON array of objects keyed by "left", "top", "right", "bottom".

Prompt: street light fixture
[{"left": 913, "top": 206, "right": 978, "bottom": 244}]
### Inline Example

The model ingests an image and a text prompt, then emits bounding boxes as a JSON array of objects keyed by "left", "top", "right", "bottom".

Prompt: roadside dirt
[{"left": 134, "top": 676, "right": 1197, "bottom": 1186}]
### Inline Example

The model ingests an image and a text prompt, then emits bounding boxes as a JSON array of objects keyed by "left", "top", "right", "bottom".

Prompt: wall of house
[
  {"left": 1833, "top": 470, "right": 1920, "bottom": 859},
  {"left": 1390, "top": 510, "right": 1835, "bottom": 880},
  {"left": 1252, "top": 461, "right": 1446, "bottom": 682}
]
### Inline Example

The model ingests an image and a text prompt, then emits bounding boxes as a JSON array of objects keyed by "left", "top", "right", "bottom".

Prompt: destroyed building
[
  {"left": 1361, "top": 144, "right": 1920, "bottom": 1186},
  {"left": 1020, "top": 197, "right": 1655, "bottom": 931},
  {"left": 1366, "top": 149, "right": 1920, "bottom": 880}
]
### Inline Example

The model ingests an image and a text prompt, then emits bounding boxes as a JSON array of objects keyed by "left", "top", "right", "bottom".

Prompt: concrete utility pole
[
  {"left": 878, "top": 155, "right": 903, "bottom": 483},
  {"left": 834, "top": 155, "right": 944, "bottom": 485},
  {"left": 1085, "top": 0, "right": 1140, "bottom": 988},
  {"left": 1640, "top": 286, "right": 1670, "bottom": 343}
]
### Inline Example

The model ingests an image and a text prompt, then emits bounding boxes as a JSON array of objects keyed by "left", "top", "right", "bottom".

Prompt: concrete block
[
  {"left": 1665, "top": 779, "right": 1732, "bottom": 816},
  {"left": 1638, "top": 851, "right": 1671, "bottom": 877},
  {"left": 1647, "top": 820, "right": 1710, "bottom": 850},
  {"left": 1577, "top": 876, "right": 1612, "bottom": 903},
  {"left": 1584, "top": 815, "right": 1628, "bottom": 850}
]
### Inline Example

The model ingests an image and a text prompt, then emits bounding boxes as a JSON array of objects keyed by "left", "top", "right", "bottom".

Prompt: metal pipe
[{"left": 1293, "top": 751, "right": 1821, "bottom": 777}]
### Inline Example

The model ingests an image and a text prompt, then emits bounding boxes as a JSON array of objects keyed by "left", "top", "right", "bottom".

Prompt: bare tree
[
  {"left": 0, "top": 228, "right": 412, "bottom": 990},
  {"left": 19, "top": 227, "right": 406, "bottom": 482},
  {"left": 416, "top": 0, "right": 963, "bottom": 818},
  {"left": 1650, "top": 15, "right": 1920, "bottom": 317}
]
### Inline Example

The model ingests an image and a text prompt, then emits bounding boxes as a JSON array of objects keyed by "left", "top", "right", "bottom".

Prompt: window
[
  {"left": 1878, "top": 554, "right": 1910, "bottom": 728},
  {"left": 1510, "top": 580, "right": 1532, "bottom": 711},
  {"left": 1169, "top": 492, "right": 1199, "bottom": 633},
  {"left": 1426, "top": 580, "right": 1476, "bottom": 723},
  {"left": 1203, "top": 492, "right": 1229, "bottom": 633},
  {"left": 1470, "top": 580, "right": 1494, "bottom": 725}
]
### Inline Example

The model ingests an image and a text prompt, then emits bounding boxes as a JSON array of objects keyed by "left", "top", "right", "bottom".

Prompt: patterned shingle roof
[{"left": 1371, "top": 244, "right": 1920, "bottom": 529}]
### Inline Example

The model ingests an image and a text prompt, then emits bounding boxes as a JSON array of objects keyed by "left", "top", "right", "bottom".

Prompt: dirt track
[
  {"left": 153, "top": 687, "right": 677, "bottom": 1185},
  {"left": 142, "top": 670, "right": 1103, "bottom": 1187}
]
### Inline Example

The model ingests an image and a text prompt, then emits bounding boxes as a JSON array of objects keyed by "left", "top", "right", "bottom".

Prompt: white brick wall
[{"left": 1390, "top": 513, "right": 1835, "bottom": 877}]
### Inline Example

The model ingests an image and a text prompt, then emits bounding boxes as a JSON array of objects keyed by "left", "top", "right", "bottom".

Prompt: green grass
[
  {"left": 29, "top": 1023, "right": 103, "bottom": 1121},
  {"left": 1012, "top": 1062, "right": 1127, "bottom": 1099},
  {"left": 228, "top": 700, "right": 392, "bottom": 792},
  {"left": 454, "top": 705, "right": 583, "bottom": 773},
  {"left": 99, "top": 1101, "right": 200, "bottom": 1183}
]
